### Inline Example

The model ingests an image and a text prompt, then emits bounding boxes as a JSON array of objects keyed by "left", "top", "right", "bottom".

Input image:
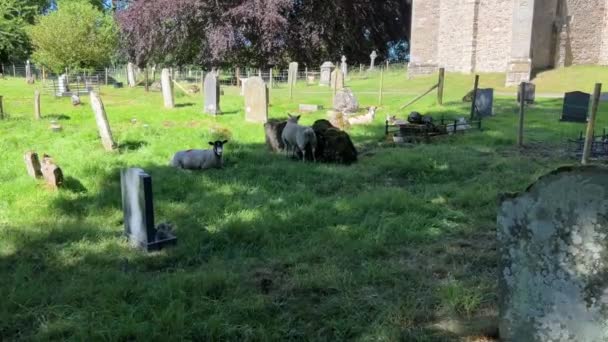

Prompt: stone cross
[
  {"left": 499, "top": 166, "right": 608, "bottom": 341},
  {"left": 121, "top": 168, "right": 177, "bottom": 252},
  {"left": 244, "top": 76, "right": 268, "bottom": 123},
  {"left": 89, "top": 91, "right": 117, "bottom": 151},
  {"left": 127, "top": 62, "right": 136, "bottom": 87},
  {"left": 204, "top": 72, "right": 221, "bottom": 115},
  {"left": 369, "top": 51, "right": 378, "bottom": 70},
  {"left": 341, "top": 56, "right": 348, "bottom": 79},
  {"left": 161, "top": 68, "right": 174, "bottom": 109}
]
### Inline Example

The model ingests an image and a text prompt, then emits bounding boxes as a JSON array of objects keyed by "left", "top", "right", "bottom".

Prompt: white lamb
[
  {"left": 281, "top": 114, "right": 317, "bottom": 162},
  {"left": 347, "top": 106, "right": 377, "bottom": 125},
  {"left": 171, "top": 140, "right": 228, "bottom": 170}
]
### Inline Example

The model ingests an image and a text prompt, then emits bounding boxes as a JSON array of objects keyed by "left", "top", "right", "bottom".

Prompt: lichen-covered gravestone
[
  {"left": 204, "top": 72, "right": 220, "bottom": 115},
  {"left": 333, "top": 88, "right": 359, "bottom": 114},
  {"left": 498, "top": 166, "right": 608, "bottom": 342},
  {"left": 244, "top": 76, "right": 268, "bottom": 123}
]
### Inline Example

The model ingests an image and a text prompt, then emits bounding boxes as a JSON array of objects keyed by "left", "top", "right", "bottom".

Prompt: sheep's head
[
  {"left": 209, "top": 140, "right": 228, "bottom": 157},
  {"left": 287, "top": 114, "right": 301, "bottom": 123}
]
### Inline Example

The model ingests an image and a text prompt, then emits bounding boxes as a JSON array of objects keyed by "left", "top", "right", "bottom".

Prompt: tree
[
  {"left": 0, "top": 0, "right": 39, "bottom": 63},
  {"left": 27, "top": 0, "right": 118, "bottom": 73}
]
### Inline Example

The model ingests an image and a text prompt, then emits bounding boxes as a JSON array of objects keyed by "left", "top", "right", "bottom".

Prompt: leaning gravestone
[
  {"left": 24, "top": 151, "right": 42, "bottom": 178},
  {"left": 517, "top": 82, "right": 536, "bottom": 104},
  {"left": 333, "top": 88, "right": 359, "bottom": 114},
  {"left": 161, "top": 68, "right": 174, "bottom": 109},
  {"left": 319, "top": 62, "right": 335, "bottom": 86},
  {"left": 127, "top": 62, "right": 136, "bottom": 87},
  {"left": 474, "top": 88, "right": 494, "bottom": 117},
  {"left": 331, "top": 69, "right": 345, "bottom": 90},
  {"left": 121, "top": 168, "right": 177, "bottom": 252},
  {"left": 244, "top": 76, "right": 268, "bottom": 123},
  {"left": 499, "top": 166, "right": 608, "bottom": 342},
  {"left": 288, "top": 62, "right": 298, "bottom": 88},
  {"left": 204, "top": 72, "right": 221, "bottom": 115},
  {"left": 41, "top": 154, "right": 63, "bottom": 189},
  {"left": 89, "top": 92, "right": 117, "bottom": 151},
  {"left": 561, "top": 91, "right": 590, "bottom": 123}
]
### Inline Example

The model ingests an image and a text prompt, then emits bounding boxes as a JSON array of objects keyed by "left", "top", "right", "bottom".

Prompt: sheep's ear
[
  {"left": 287, "top": 113, "right": 293, "bottom": 118},
  {"left": 222, "top": 140, "right": 228, "bottom": 144},
  {"left": 296, "top": 115, "right": 301, "bottom": 121},
  {"left": 209, "top": 142, "right": 214, "bottom": 146}
]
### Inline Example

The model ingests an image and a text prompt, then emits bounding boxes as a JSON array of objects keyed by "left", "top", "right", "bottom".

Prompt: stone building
[{"left": 408, "top": 0, "right": 608, "bottom": 85}]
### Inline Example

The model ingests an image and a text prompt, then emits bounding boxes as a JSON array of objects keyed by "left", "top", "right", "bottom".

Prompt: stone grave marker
[
  {"left": 341, "top": 55, "right": 348, "bottom": 79},
  {"left": 89, "top": 92, "right": 117, "bottom": 151},
  {"left": 369, "top": 50, "right": 378, "bottom": 70},
  {"left": 161, "top": 68, "right": 174, "bottom": 109},
  {"left": 561, "top": 91, "right": 590, "bottom": 123},
  {"left": 121, "top": 168, "right": 177, "bottom": 252},
  {"left": 333, "top": 88, "right": 359, "bottom": 114},
  {"left": 71, "top": 94, "right": 81, "bottom": 106},
  {"left": 299, "top": 104, "right": 323, "bottom": 112},
  {"left": 517, "top": 82, "right": 536, "bottom": 104},
  {"left": 474, "top": 88, "right": 494, "bottom": 117},
  {"left": 288, "top": 62, "right": 298, "bottom": 88},
  {"left": 240, "top": 78, "right": 249, "bottom": 96},
  {"left": 204, "top": 72, "right": 221, "bottom": 115},
  {"left": 41, "top": 154, "right": 63, "bottom": 189},
  {"left": 244, "top": 76, "right": 268, "bottom": 123},
  {"left": 24, "top": 151, "right": 42, "bottom": 178},
  {"left": 127, "top": 62, "right": 136, "bottom": 87},
  {"left": 319, "top": 62, "right": 334, "bottom": 86},
  {"left": 57, "top": 74, "right": 69, "bottom": 96},
  {"left": 331, "top": 68, "right": 345, "bottom": 90},
  {"left": 26, "top": 60, "right": 34, "bottom": 84},
  {"left": 34, "top": 90, "right": 41, "bottom": 120},
  {"left": 499, "top": 166, "right": 608, "bottom": 341}
]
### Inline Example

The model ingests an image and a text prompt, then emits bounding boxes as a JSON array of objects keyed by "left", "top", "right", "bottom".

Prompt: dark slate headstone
[
  {"left": 120, "top": 168, "right": 176, "bottom": 252},
  {"left": 561, "top": 91, "right": 590, "bottom": 123},
  {"left": 474, "top": 88, "right": 494, "bottom": 117},
  {"left": 517, "top": 82, "right": 536, "bottom": 104},
  {"left": 204, "top": 72, "right": 221, "bottom": 115}
]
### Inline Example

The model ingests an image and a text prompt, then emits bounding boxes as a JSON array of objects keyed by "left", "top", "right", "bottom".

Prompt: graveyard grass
[{"left": 1, "top": 66, "right": 608, "bottom": 340}]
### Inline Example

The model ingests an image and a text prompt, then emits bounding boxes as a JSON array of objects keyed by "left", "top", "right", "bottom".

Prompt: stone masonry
[{"left": 408, "top": 0, "right": 608, "bottom": 85}]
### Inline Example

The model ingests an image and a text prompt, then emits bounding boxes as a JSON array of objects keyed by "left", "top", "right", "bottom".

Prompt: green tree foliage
[
  {"left": 0, "top": 0, "right": 38, "bottom": 63},
  {"left": 27, "top": 0, "right": 118, "bottom": 73}
]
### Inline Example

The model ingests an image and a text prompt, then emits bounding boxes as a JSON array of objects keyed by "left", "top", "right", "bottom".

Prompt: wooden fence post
[
  {"left": 34, "top": 90, "right": 41, "bottom": 120},
  {"left": 518, "top": 82, "right": 526, "bottom": 147},
  {"left": 470, "top": 75, "right": 480, "bottom": 120},
  {"left": 379, "top": 67, "right": 385, "bottom": 106},
  {"left": 437, "top": 68, "right": 445, "bottom": 105},
  {"left": 582, "top": 83, "right": 603, "bottom": 165},
  {"left": 0, "top": 95, "right": 4, "bottom": 119}
]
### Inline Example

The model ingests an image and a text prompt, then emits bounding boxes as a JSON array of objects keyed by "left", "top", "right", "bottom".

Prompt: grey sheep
[
  {"left": 171, "top": 140, "right": 228, "bottom": 170},
  {"left": 281, "top": 114, "right": 317, "bottom": 162}
]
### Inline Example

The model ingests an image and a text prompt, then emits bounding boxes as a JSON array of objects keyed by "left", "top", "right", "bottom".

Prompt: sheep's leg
[{"left": 312, "top": 147, "right": 316, "bottom": 162}]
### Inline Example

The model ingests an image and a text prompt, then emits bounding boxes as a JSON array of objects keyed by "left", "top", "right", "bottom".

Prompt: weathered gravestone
[
  {"left": 244, "top": 76, "right": 268, "bottom": 123},
  {"left": 161, "top": 68, "right": 174, "bottom": 109},
  {"left": 474, "top": 88, "right": 494, "bottom": 117},
  {"left": 26, "top": 60, "right": 34, "bottom": 84},
  {"left": 264, "top": 119, "right": 287, "bottom": 152},
  {"left": 498, "top": 166, "right": 608, "bottom": 342},
  {"left": 41, "top": 154, "right": 63, "bottom": 189},
  {"left": 204, "top": 72, "right": 221, "bottom": 115},
  {"left": 71, "top": 94, "right": 81, "bottom": 106},
  {"left": 57, "top": 74, "right": 69, "bottom": 96},
  {"left": 239, "top": 78, "right": 249, "bottom": 96},
  {"left": 333, "top": 88, "right": 359, "bottom": 114},
  {"left": 561, "top": 91, "right": 590, "bottom": 123},
  {"left": 299, "top": 104, "right": 323, "bottom": 112},
  {"left": 24, "top": 151, "right": 42, "bottom": 178},
  {"left": 89, "top": 92, "right": 117, "bottom": 151},
  {"left": 517, "top": 82, "right": 536, "bottom": 104},
  {"left": 341, "top": 55, "right": 348, "bottom": 79},
  {"left": 331, "top": 69, "right": 345, "bottom": 90},
  {"left": 127, "top": 62, "right": 136, "bottom": 87},
  {"left": 121, "top": 168, "right": 177, "bottom": 252},
  {"left": 288, "top": 62, "right": 298, "bottom": 88},
  {"left": 34, "top": 90, "right": 41, "bottom": 120},
  {"left": 319, "top": 62, "right": 334, "bottom": 86}
]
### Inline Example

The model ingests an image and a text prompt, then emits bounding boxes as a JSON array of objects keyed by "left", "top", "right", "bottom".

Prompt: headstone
[
  {"left": 561, "top": 91, "right": 590, "bottom": 123},
  {"left": 498, "top": 166, "right": 608, "bottom": 342},
  {"left": 330, "top": 69, "right": 345, "bottom": 90},
  {"left": 474, "top": 88, "right": 494, "bottom": 117},
  {"left": 264, "top": 119, "right": 287, "bottom": 152},
  {"left": 240, "top": 78, "right": 249, "bottom": 96},
  {"left": 307, "top": 75, "right": 316, "bottom": 85},
  {"left": 517, "top": 82, "right": 536, "bottom": 104},
  {"left": 369, "top": 50, "right": 378, "bottom": 70},
  {"left": 34, "top": 90, "right": 41, "bottom": 120},
  {"left": 319, "top": 62, "right": 335, "bottom": 86},
  {"left": 71, "top": 94, "right": 81, "bottom": 106},
  {"left": 127, "top": 62, "right": 136, "bottom": 87},
  {"left": 299, "top": 104, "right": 323, "bottom": 112},
  {"left": 89, "top": 92, "right": 117, "bottom": 151},
  {"left": 24, "top": 151, "right": 42, "bottom": 178},
  {"left": 25, "top": 60, "right": 34, "bottom": 84},
  {"left": 161, "top": 68, "right": 174, "bottom": 109},
  {"left": 341, "top": 56, "right": 348, "bottom": 79},
  {"left": 312, "top": 119, "right": 358, "bottom": 164},
  {"left": 57, "top": 74, "right": 69, "bottom": 96},
  {"left": 41, "top": 155, "right": 63, "bottom": 188},
  {"left": 288, "top": 62, "right": 298, "bottom": 88},
  {"left": 333, "top": 88, "right": 359, "bottom": 114},
  {"left": 244, "top": 76, "right": 268, "bottom": 123},
  {"left": 204, "top": 73, "right": 221, "bottom": 115},
  {"left": 120, "top": 168, "right": 177, "bottom": 252}
]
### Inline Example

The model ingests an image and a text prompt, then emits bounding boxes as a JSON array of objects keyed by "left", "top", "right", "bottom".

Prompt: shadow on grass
[
  {"left": 175, "top": 103, "right": 195, "bottom": 108},
  {"left": 62, "top": 176, "right": 87, "bottom": 193},
  {"left": 44, "top": 114, "right": 71, "bottom": 120},
  {"left": 118, "top": 140, "right": 148, "bottom": 152}
]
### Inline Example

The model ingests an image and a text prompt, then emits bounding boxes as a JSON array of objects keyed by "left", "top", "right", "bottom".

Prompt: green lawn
[{"left": 1, "top": 66, "right": 607, "bottom": 341}]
